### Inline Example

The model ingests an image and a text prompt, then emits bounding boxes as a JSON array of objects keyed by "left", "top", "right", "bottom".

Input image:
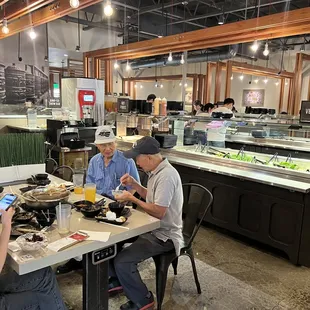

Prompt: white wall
[{"left": 116, "top": 50, "right": 310, "bottom": 113}]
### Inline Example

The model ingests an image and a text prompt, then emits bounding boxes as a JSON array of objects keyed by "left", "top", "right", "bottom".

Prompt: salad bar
[{"left": 117, "top": 137, "right": 310, "bottom": 267}]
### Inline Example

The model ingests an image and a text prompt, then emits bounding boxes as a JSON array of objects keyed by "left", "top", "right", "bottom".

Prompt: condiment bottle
[
  {"left": 160, "top": 97, "right": 167, "bottom": 116},
  {"left": 153, "top": 97, "right": 160, "bottom": 116}
]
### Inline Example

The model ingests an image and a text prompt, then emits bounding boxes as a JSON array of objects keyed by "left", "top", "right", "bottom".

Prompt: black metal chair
[
  {"left": 153, "top": 183, "right": 213, "bottom": 310},
  {"left": 45, "top": 158, "right": 58, "bottom": 174},
  {"left": 52, "top": 165, "right": 74, "bottom": 182}
]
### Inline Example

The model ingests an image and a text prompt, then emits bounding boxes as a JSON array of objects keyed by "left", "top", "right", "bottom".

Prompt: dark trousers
[
  {"left": 0, "top": 267, "right": 66, "bottom": 310},
  {"left": 110, "top": 233, "right": 174, "bottom": 304}
]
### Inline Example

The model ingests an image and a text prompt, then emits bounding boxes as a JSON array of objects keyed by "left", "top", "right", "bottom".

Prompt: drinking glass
[
  {"left": 56, "top": 204, "right": 71, "bottom": 234},
  {"left": 84, "top": 183, "right": 96, "bottom": 203}
]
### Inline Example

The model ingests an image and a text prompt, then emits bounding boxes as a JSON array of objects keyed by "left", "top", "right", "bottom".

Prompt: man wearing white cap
[{"left": 56, "top": 125, "right": 140, "bottom": 275}]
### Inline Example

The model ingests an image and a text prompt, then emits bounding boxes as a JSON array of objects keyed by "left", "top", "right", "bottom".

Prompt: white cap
[{"left": 94, "top": 125, "right": 116, "bottom": 144}]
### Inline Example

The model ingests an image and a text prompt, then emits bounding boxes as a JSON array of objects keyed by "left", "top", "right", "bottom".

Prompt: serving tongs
[
  {"left": 251, "top": 157, "right": 266, "bottom": 165},
  {"left": 207, "top": 147, "right": 229, "bottom": 157},
  {"left": 267, "top": 153, "right": 279, "bottom": 165}
]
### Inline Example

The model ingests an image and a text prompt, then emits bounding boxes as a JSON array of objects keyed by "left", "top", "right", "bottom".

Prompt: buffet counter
[{"left": 116, "top": 136, "right": 310, "bottom": 267}]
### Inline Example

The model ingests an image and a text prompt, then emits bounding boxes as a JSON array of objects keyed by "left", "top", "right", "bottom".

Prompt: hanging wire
[{"left": 77, "top": 10, "right": 81, "bottom": 47}]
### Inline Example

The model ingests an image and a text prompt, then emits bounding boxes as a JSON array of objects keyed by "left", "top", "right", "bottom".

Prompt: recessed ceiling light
[{"left": 64, "top": 54, "right": 68, "bottom": 57}]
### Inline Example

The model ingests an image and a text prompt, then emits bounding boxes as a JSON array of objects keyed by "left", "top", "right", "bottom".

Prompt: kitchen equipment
[
  {"left": 13, "top": 212, "right": 35, "bottom": 224},
  {"left": 117, "top": 97, "right": 131, "bottom": 113},
  {"left": 139, "top": 116, "right": 153, "bottom": 130},
  {"left": 80, "top": 205, "right": 102, "bottom": 218},
  {"left": 26, "top": 73, "right": 35, "bottom": 102},
  {"left": 251, "top": 130, "right": 267, "bottom": 138},
  {"left": 22, "top": 188, "right": 70, "bottom": 210},
  {"left": 68, "top": 139, "right": 85, "bottom": 149},
  {"left": 157, "top": 118, "right": 170, "bottom": 132},
  {"left": 61, "top": 77, "right": 104, "bottom": 121},
  {"left": 126, "top": 114, "right": 138, "bottom": 128},
  {"left": 268, "top": 109, "right": 276, "bottom": 115},
  {"left": 154, "top": 134, "right": 177, "bottom": 148}
]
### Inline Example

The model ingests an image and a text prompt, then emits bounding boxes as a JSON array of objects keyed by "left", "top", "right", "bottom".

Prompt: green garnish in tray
[
  {"left": 229, "top": 154, "right": 253, "bottom": 162},
  {"left": 274, "top": 161, "right": 299, "bottom": 170}
]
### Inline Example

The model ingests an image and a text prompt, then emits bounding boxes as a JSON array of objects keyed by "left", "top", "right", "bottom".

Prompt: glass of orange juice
[
  {"left": 73, "top": 173, "right": 84, "bottom": 195},
  {"left": 84, "top": 183, "right": 96, "bottom": 203}
]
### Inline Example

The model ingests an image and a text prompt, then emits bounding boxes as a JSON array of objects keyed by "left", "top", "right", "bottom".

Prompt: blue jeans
[
  {"left": 0, "top": 267, "right": 66, "bottom": 310},
  {"left": 208, "top": 141, "right": 225, "bottom": 148}
]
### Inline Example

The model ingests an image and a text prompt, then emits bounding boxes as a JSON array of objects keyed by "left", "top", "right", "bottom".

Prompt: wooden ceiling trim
[
  {"left": 0, "top": 0, "right": 54, "bottom": 23},
  {"left": 84, "top": 8, "right": 310, "bottom": 60},
  {"left": 95, "top": 23, "right": 310, "bottom": 60},
  {"left": 0, "top": 0, "right": 104, "bottom": 39}
]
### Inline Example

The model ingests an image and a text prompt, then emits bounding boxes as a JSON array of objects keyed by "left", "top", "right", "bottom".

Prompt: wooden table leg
[{"left": 83, "top": 252, "right": 109, "bottom": 310}]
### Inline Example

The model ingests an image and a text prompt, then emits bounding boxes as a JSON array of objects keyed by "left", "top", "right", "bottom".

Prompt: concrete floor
[{"left": 57, "top": 225, "right": 310, "bottom": 310}]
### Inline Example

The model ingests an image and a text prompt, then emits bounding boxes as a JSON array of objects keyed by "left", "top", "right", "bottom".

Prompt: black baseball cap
[{"left": 123, "top": 136, "right": 160, "bottom": 159}]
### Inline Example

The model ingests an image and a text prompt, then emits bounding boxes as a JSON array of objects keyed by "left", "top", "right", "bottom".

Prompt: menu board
[
  {"left": 300, "top": 101, "right": 310, "bottom": 123},
  {"left": 242, "top": 89, "right": 265, "bottom": 107}
]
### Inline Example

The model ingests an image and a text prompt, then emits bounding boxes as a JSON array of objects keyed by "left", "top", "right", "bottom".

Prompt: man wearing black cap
[{"left": 111, "top": 136, "right": 184, "bottom": 310}]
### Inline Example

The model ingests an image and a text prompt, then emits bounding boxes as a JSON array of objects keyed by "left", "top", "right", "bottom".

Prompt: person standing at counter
[
  {"left": 206, "top": 98, "right": 235, "bottom": 148},
  {"left": 111, "top": 136, "right": 184, "bottom": 310},
  {"left": 193, "top": 100, "right": 203, "bottom": 115},
  {"left": 57, "top": 125, "right": 140, "bottom": 275},
  {"left": 0, "top": 208, "right": 67, "bottom": 310}
]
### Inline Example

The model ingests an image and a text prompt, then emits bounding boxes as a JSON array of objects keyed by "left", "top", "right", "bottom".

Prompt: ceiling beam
[
  {"left": 166, "top": 0, "right": 296, "bottom": 25},
  {"left": 0, "top": 0, "right": 55, "bottom": 24},
  {"left": 84, "top": 7, "right": 310, "bottom": 60},
  {"left": 0, "top": 0, "right": 111, "bottom": 40},
  {"left": 59, "top": 16, "right": 156, "bottom": 40},
  {"left": 136, "top": 1, "right": 189, "bottom": 15}
]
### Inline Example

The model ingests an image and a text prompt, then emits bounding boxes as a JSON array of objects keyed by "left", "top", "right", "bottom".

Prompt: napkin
[{"left": 79, "top": 230, "right": 111, "bottom": 242}]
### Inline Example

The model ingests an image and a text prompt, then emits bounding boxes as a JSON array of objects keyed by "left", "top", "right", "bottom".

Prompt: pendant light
[
  {"left": 126, "top": 60, "right": 131, "bottom": 71},
  {"left": 263, "top": 78, "right": 268, "bottom": 84},
  {"left": 104, "top": 0, "right": 114, "bottom": 17},
  {"left": 254, "top": 78, "right": 259, "bottom": 84},
  {"left": 29, "top": 28, "right": 37, "bottom": 40},
  {"left": 180, "top": 54, "right": 185, "bottom": 65},
  {"left": 263, "top": 42, "right": 269, "bottom": 56},
  {"left": 251, "top": 40, "right": 259, "bottom": 53},
  {"left": 239, "top": 74, "right": 244, "bottom": 81},
  {"left": 230, "top": 74, "right": 233, "bottom": 80},
  {"left": 1, "top": 5, "right": 9, "bottom": 35},
  {"left": 70, "top": 0, "right": 80, "bottom": 9},
  {"left": 114, "top": 60, "right": 119, "bottom": 69},
  {"left": 76, "top": 11, "right": 81, "bottom": 52},
  {"left": 168, "top": 52, "right": 173, "bottom": 62}
]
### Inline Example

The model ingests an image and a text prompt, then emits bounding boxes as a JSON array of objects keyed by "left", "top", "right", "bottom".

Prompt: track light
[
  {"left": 29, "top": 29, "right": 37, "bottom": 40},
  {"left": 264, "top": 78, "right": 268, "bottom": 84},
  {"left": 263, "top": 42, "right": 269, "bottom": 56},
  {"left": 168, "top": 52, "right": 173, "bottom": 62},
  {"left": 104, "top": 0, "right": 114, "bottom": 17},
  {"left": 254, "top": 78, "right": 259, "bottom": 84},
  {"left": 1, "top": 18, "right": 9, "bottom": 35},
  {"left": 114, "top": 61, "right": 119, "bottom": 69},
  {"left": 251, "top": 40, "right": 259, "bottom": 53},
  {"left": 180, "top": 54, "right": 185, "bottom": 65},
  {"left": 126, "top": 60, "right": 131, "bottom": 71},
  {"left": 218, "top": 15, "right": 225, "bottom": 25},
  {"left": 239, "top": 74, "right": 244, "bottom": 81},
  {"left": 69, "top": 0, "right": 80, "bottom": 8}
]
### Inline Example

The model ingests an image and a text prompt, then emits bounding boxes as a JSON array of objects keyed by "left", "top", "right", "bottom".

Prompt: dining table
[{"left": 1, "top": 175, "right": 161, "bottom": 310}]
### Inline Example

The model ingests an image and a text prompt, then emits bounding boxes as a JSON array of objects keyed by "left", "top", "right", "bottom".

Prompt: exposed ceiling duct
[{"left": 130, "top": 45, "right": 239, "bottom": 70}]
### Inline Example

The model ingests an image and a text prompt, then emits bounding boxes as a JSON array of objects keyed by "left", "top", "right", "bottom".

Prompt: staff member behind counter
[{"left": 111, "top": 136, "right": 184, "bottom": 310}]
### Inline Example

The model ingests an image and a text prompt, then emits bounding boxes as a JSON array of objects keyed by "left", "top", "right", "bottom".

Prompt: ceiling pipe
[{"left": 130, "top": 44, "right": 239, "bottom": 70}]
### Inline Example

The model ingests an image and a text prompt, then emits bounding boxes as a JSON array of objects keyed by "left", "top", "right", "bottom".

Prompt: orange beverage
[
  {"left": 74, "top": 186, "right": 84, "bottom": 195},
  {"left": 84, "top": 183, "right": 96, "bottom": 203}
]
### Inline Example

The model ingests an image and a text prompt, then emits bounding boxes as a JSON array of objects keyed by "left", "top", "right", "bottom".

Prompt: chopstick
[{"left": 98, "top": 222, "right": 130, "bottom": 230}]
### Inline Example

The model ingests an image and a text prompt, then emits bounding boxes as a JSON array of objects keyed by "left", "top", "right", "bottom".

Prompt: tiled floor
[{"left": 57, "top": 225, "right": 310, "bottom": 310}]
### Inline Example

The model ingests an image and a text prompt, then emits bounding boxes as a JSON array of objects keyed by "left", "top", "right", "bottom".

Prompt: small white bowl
[
  {"left": 112, "top": 190, "right": 124, "bottom": 197},
  {"left": 16, "top": 233, "right": 48, "bottom": 252}
]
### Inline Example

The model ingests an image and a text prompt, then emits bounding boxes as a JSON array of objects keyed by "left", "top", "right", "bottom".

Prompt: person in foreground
[
  {"left": 57, "top": 125, "right": 140, "bottom": 274},
  {"left": 0, "top": 208, "right": 66, "bottom": 310},
  {"left": 112, "top": 136, "right": 184, "bottom": 310}
]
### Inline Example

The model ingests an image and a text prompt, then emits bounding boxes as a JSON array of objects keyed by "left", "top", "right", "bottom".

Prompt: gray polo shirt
[{"left": 146, "top": 158, "right": 184, "bottom": 256}]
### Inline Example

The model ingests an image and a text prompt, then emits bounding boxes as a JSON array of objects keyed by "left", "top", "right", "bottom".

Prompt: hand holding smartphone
[{"left": 0, "top": 194, "right": 17, "bottom": 215}]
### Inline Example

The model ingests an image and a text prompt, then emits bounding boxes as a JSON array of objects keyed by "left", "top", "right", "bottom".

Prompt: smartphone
[{"left": 0, "top": 194, "right": 17, "bottom": 215}]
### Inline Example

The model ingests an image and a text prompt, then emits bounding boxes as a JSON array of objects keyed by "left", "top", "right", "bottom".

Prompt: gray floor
[{"left": 57, "top": 226, "right": 310, "bottom": 310}]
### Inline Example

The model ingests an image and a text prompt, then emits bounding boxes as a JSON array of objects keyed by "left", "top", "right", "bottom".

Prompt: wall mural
[
  {"left": 0, "top": 63, "right": 49, "bottom": 115},
  {"left": 242, "top": 89, "right": 265, "bottom": 107}
]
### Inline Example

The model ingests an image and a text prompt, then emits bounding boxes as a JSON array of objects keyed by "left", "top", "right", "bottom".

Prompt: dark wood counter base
[{"left": 173, "top": 164, "right": 310, "bottom": 267}]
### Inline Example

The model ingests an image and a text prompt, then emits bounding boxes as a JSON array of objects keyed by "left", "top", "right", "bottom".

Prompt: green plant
[{"left": 0, "top": 133, "right": 45, "bottom": 167}]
